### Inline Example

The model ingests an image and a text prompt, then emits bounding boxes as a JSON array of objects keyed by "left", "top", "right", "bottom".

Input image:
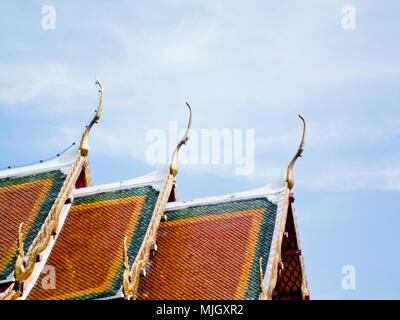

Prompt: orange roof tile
[
  {"left": 27, "top": 186, "right": 160, "bottom": 300},
  {"left": 0, "top": 170, "right": 67, "bottom": 281},
  {"left": 136, "top": 198, "right": 278, "bottom": 300}
]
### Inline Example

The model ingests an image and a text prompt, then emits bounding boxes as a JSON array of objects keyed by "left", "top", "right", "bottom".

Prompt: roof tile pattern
[
  {"left": 0, "top": 170, "right": 67, "bottom": 280},
  {"left": 136, "top": 198, "right": 278, "bottom": 300},
  {"left": 275, "top": 255, "right": 302, "bottom": 296},
  {"left": 27, "top": 186, "right": 159, "bottom": 300},
  {"left": 274, "top": 208, "right": 303, "bottom": 298}
]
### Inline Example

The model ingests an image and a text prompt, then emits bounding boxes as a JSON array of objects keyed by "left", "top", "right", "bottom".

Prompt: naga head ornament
[
  {"left": 79, "top": 80, "right": 104, "bottom": 157},
  {"left": 286, "top": 115, "right": 306, "bottom": 190},
  {"left": 169, "top": 102, "right": 192, "bottom": 177}
]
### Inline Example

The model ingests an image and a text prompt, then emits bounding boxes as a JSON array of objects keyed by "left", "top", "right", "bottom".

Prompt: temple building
[{"left": 0, "top": 82, "right": 309, "bottom": 300}]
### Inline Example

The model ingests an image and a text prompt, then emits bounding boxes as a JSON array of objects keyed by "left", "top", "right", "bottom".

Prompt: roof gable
[
  {"left": 0, "top": 170, "right": 67, "bottom": 281},
  {"left": 136, "top": 180, "right": 287, "bottom": 300},
  {"left": 26, "top": 173, "right": 166, "bottom": 300}
]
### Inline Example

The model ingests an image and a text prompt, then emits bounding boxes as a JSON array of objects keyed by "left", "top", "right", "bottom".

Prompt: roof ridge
[
  {"left": 0, "top": 144, "right": 79, "bottom": 180},
  {"left": 165, "top": 174, "right": 287, "bottom": 211},
  {"left": 72, "top": 165, "right": 169, "bottom": 199}
]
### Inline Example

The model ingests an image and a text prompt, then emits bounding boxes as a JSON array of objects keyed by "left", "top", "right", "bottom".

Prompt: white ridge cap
[
  {"left": 72, "top": 165, "right": 169, "bottom": 198},
  {"left": 0, "top": 144, "right": 79, "bottom": 180},
  {"left": 165, "top": 174, "right": 287, "bottom": 211}
]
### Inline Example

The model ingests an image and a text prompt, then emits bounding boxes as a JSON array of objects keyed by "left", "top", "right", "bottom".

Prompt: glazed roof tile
[
  {"left": 27, "top": 184, "right": 161, "bottom": 300},
  {"left": 0, "top": 170, "right": 67, "bottom": 281},
  {"left": 0, "top": 146, "right": 79, "bottom": 282},
  {"left": 136, "top": 184, "right": 285, "bottom": 300}
]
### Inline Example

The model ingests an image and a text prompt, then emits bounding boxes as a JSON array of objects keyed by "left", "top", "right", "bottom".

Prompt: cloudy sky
[{"left": 0, "top": 1, "right": 399, "bottom": 299}]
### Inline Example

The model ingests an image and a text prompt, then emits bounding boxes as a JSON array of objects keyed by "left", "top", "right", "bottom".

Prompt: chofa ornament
[{"left": 286, "top": 115, "right": 306, "bottom": 190}]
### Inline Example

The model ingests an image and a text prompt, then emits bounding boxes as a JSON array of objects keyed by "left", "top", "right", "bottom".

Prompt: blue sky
[{"left": 0, "top": 1, "right": 399, "bottom": 299}]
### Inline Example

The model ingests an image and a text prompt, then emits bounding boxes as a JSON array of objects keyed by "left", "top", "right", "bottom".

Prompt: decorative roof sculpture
[
  {"left": 0, "top": 86, "right": 309, "bottom": 300},
  {"left": 0, "top": 81, "right": 103, "bottom": 299},
  {"left": 136, "top": 115, "right": 309, "bottom": 300}
]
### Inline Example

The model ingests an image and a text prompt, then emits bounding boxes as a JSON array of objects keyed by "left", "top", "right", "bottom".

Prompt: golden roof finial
[
  {"left": 286, "top": 114, "right": 306, "bottom": 190},
  {"left": 79, "top": 80, "right": 104, "bottom": 157},
  {"left": 169, "top": 102, "right": 192, "bottom": 177}
]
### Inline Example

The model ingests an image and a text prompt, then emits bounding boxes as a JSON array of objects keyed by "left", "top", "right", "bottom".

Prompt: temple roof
[
  {"left": 136, "top": 178, "right": 287, "bottom": 300},
  {"left": 26, "top": 167, "right": 168, "bottom": 300},
  {"left": 0, "top": 92, "right": 308, "bottom": 300},
  {"left": 0, "top": 146, "right": 78, "bottom": 282}
]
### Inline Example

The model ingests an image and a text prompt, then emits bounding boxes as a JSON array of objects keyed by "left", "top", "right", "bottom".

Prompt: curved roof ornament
[
  {"left": 122, "top": 236, "right": 134, "bottom": 298},
  {"left": 79, "top": 80, "right": 104, "bottom": 157},
  {"left": 169, "top": 102, "right": 192, "bottom": 177},
  {"left": 14, "top": 223, "right": 36, "bottom": 282},
  {"left": 286, "top": 115, "right": 306, "bottom": 190}
]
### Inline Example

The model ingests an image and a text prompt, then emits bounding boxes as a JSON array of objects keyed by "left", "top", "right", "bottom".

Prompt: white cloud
[{"left": 0, "top": 1, "right": 399, "bottom": 192}]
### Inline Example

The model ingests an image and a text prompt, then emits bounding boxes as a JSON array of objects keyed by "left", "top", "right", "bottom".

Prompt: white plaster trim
[
  {"left": 165, "top": 175, "right": 287, "bottom": 212},
  {"left": 0, "top": 145, "right": 79, "bottom": 180},
  {"left": 72, "top": 166, "right": 169, "bottom": 199},
  {"left": 0, "top": 278, "right": 13, "bottom": 285},
  {"left": 96, "top": 291, "right": 124, "bottom": 300}
]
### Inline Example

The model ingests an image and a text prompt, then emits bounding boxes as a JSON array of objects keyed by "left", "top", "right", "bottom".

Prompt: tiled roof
[
  {"left": 0, "top": 170, "right": 67, "bottom": 281},
  {"left": 273, "top": 203, "right": 305, "bottom": 299},
  {"left": 136, "top": 197, "right": 279, "bottom": 300},
  {"left": 27, "top": 185, "right": 160, "bottom": 300}
]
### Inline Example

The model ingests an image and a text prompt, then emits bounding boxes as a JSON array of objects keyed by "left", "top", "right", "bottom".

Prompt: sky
[{"left": 0, "top": 0, "right": 399, "bottom": 299}]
